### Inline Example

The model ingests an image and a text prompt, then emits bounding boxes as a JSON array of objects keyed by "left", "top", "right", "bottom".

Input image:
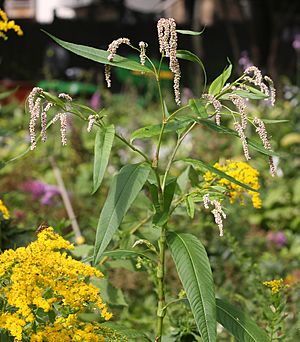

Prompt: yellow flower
[
  {"left": 0, "top": 227, "right": 113, "bottom": 340},
  {"left": 75, "top": 235, "right": 85, "bottom": 245},
  {"left": 204, "top": 160, "right": 262, "bottom": 209},
  {"left": 0, "top": 199, "right": 10, "bottom": 220},
  {"left": 263, "top": 279, "right": 284, "bottom": 294},
  {"left": 0, "top": 8, "right": 23, "bottom": 40}
]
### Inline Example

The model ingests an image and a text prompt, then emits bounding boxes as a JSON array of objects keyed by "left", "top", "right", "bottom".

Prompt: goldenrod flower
[
  {"left": 0, "top": 8, "right": 23, "bottom": 40},
  {"left": 204, "top": 160, "right": 262, "bottom": 209},
  {"left": 0, "top": 199, "right": 10, "bottom": 220},
  {"left": 263, "top": 279, "right": 284, "bottom": 294},
  {"left": 0, "top": 227, "right": 114, "bottom": 341}
]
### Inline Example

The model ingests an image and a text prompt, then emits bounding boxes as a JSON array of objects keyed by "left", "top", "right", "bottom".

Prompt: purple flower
[
  {"left": 90, "top": 91, "right": 101, "bottom": 111},
  {"left": 239, "top": 51, "right": 253, "bottom": 70},
  {"left": 267, "top": 231, "right": 287, "bottom": 247},
  {"left": 292, "top": 34, "right": 300, "bottom": 51},
  {"left": 21, "top": 180, "right": 60, "bottom": 206}
]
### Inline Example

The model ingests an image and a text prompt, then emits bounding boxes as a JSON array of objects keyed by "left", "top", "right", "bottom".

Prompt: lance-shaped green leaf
[
  {"left": 177, "top": 50, "right": 207, "bottom": 89},
  {"left": 93, "top": 164, "right": 150, "bottom": 265},
  {"left": 183, "top": 158, "right": 258, "bottom": 192},
  {"left": 198, "top": 119, "right": 280, "bottom": 157},
  {"left": 43, "top": 31, "right": 153, "bottom": 74},
  {"left": 261, "top": 119, "right": 289, "bottom": 124},
  {"left": 104, "top": 249, "right": 152, "bottom": 260},
  {"left": 220, "top": 90, "right": 268, "bottom": 100},
  {"left": 176, "top": 28, "right": 205, "bottom": 36},
  {"left": 185, "top": 195, "right": 195, "bottom": 218},
  {"left": 82, "top": 249, "right": 152, "bottom": 263},
  {"left": 131, "top": 118, "right": 193, "bottom": 142},
  {"left": 209, "top": 63, "right": 232, "bottom": 96},
  {"left": 167, "top": 231, "right": 216, "bottom": 342},
  {"left": 189, "top": 98, "right": 208, "bottom": 118},
  {"left": 216, "top": 298, "right": 269, "bottom": 342},
  {"left": 92, "top": 125, "right": 115, "bottom": 194},
  {"left": 152, "top": 177, "right": 177, "bottom": 226}
]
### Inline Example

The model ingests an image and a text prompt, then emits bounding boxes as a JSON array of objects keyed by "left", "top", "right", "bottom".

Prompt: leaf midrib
[
  {"left": 176, "top": 233, "right": 214, "bottom": 342},
  {"left": 95, "top": 165, "right": 144, "bottom": 260},
  {"left": 217, "top": 301, "right": 257, "bottom": 342}
]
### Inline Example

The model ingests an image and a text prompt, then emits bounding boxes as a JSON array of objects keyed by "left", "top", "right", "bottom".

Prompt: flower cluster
[
  {"left": 157, "top": 17, "right": 181, "bottom": 105},
  {"left": 0, "top": 8, "right": 23, "bottom": 40},
  {"left": 263, "top": 279, "right": 284, "bottom": 294},
  {"left": 27, "top": 87, "right": 72, "bottom": 149},
  {"left": 0, "top": 227, "right": 114, "bottom": 341},
  {"left": 204, "top": 160, "right": 262, "bottom": 209},
  {"left": 139, "top": 41, "right": 147, "bottom": 66},
  {"left": 21, "top": 180, "right": 60, "bottom": 206},
  {"left": 202, "top": 93, "right": 222, "bottom": 126},
  {"left": 253, "top": 117, "right": 276, "bottom": 176},
  {"left": 0, "top": 199, "right": 10, "bottom": 220},
  {"left": 104, "top": 37, "right": 131, "bottom": 88},
  {"left": 203, "top": 194, "right": 226, "bottom": 236}
]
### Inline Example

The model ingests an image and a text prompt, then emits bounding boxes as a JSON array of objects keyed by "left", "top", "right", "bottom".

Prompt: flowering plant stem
[{"left": 155, "top": 224, "right": 167, "bottom": 341}]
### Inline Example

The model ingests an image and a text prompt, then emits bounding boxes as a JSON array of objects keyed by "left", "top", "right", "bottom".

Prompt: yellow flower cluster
[
  {"left": 204, "top": 160, "right": 262, "bottom": 208},
  {"left": 263, "top": 279, "right": 284, "bottom": 294},
  {"left": 0, "top": 199, "right": 10, "bottom": 220},
  {"left": 0, "top": 227, "right": 113, "bottom": 341},
  {"left": 0, "top": 8, "right": 23, "bottom": 40}
]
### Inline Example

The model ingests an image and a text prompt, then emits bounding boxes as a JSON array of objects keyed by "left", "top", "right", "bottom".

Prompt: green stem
[
  {"left": 153, "top": 56, "right": 166, "bottom": 169},
  {"left": 161, "top": 122, "right": 197, "bottom": 191},
  {"left": 114, "top": 131, "right": 151, "bottom": 164},
  {"left": 155, "top": 224, "right": 167, "bottom": 342},
  {"left": 166, "top": 104, "right": 189, "bottom": 123}
]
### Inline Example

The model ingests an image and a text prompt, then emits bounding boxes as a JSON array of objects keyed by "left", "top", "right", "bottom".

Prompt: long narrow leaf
[
  {"left": 93, "top": 164, "right": 150, "bottom": 264},
  {"left": 167, "top": 231, "right": 216, "bottom": 342},
  {"left": 216, "top": 298, "right": 269, "bottom": 342},
  {"left": 198, "top": 119, "right": 279, "bottom": 157},
  {"left": 131, "top": 118, "right": 192, "bottom": 142},
  {"left": 43, "top": 31, "right": 153, "bottom": 74},
  {"left": 92, "top": 125, "right": 115, "bottom": 194},
  {"left": 209, "top": 64, "right": 232, "bottom": 96},
  {"left": 177, "top": 50, "right": 207, "bottom": 90},
  {"left": 176, "top": 28, "right": 205, "bottom": 36},
  {"left": 183, "top": 158, "right": 258, "bottom": 192}
]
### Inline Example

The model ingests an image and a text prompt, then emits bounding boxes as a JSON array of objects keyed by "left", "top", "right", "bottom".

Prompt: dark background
[{"left": 1, "top": 0, "right": 300, "bottom": 88}]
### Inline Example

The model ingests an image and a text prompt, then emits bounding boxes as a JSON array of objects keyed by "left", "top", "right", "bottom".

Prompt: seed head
[
  {"left": 253, "top": 117, "right": 276, "bottom": 176},
  {"left": 87, "top": 115, "right": 98, "bottom": 132},
  {"left": 58, "top": 93, "right": 72, "bottom": 102},
  {"left": 202, "top": 93, "right": 222, "bottom": 125},
  {"left": 157, "top": 18, "right": 181, "bottom": 105},
  {"left": 139, "top": 41, "right": 147, "bottom": 66},
  {"left": 107, "top": 37, "right": 130, "bottom": 62},
  {"left": 104, "top": 37, "right": 130, "bottom": 88},
  {"left": 264, "top": 76, "right": 276, "bottom": 106},
  {"left": 41, "top": 103, "right": 53, "bottom": 142},
  {"left": 234, "top": 121, "right": 251, "bottom": 160},
  {"left": 203, "top": 194, "right": 226, "bottom": 236},
  {"left": 229, "top": 94, "right": 247, "bottom": 129}
]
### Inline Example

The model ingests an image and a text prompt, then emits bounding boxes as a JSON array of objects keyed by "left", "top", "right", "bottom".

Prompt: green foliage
[
  {"left": 167, "top": 231, "right": 217, "bottom": 341},
  {"left": 93, "top": 163, "right": 150, "bottom": 264},
  {"left": 216, "top": 298, "right": 269, "bottom": 342},
  {"left": 208, "top": 63, "right": 232, "bottom": 96},
  {"left": 93, "top": 124, "right": 115, "bottom": 194},
  {"left": 43, "top": 31, "right": 153, "bottom": 74}
]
